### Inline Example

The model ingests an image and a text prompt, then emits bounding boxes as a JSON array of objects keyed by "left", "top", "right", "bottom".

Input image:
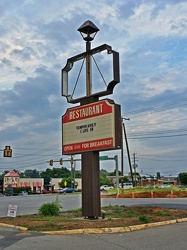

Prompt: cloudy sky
[{"left": 0, "top": 0, "right": 186, "bottom": 177}]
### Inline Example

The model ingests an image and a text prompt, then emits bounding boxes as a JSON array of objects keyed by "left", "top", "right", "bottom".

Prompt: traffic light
[
  {"left": 49, "top": 159, "right": 53, "bottom": 166},
  {"left": 4, "top": 146, "right": 12, "bottom": 157},
  {"left": 59, "top": 158, "right": 63, "bottom": 165},
  {"left": 70, "top": 156, "right": 73, "bottom": 164}
]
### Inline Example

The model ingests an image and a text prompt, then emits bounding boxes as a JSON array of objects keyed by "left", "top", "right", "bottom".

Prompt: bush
[
  {"left": 139, "top": 215, "right": 149, "bottom": 224},
  {"left": 39, "top": 196, "right": 62, "bottom": 216},
  {"left": 13, "top": 187, "right": 31, "bottom": 195},
  {"left": 5, "top": 184, "right": 13, "bottom": 196}
]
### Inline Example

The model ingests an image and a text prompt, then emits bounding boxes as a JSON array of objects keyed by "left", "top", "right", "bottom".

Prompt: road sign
[
  {"left": 64, "top": 181, "right": 67, "bottom": 187},
  {"left": 99, "top": 156, "right": 108, "bottom": 160},
  {"left": 7, "top": 204, "right": 17, "bottom": 217}
]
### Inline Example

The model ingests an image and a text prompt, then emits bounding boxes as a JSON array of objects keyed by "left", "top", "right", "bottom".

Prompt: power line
[
  {"left": 127, "top": 117, "right": 187, "bottom": 129},
  {"left": 124, "top": 98, "right": 187, "bottom": 118},
  {"left": 128, "top": 128, "right": 187, "bottom": 137},
  {"left": 138, "top": 157, "right": 187, "bottom": 162},
  {"left": 128, "top": 133, "right": 187, "bottom": 139}
]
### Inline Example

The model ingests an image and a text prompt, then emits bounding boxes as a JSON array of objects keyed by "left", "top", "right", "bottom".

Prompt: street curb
[
  {"left": 0, "top": 222, "right": 28, "bottom": 231},
  {"left": 1, "top": 218, "right": 187, "bottom": 235},
  {"left": 42, "top": 217, "right": 187, "bottom": 235}
]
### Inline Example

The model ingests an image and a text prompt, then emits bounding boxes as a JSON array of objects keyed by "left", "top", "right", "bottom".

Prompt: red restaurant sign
[{"left": 62, "top": 99, "right": 122, "bottom": 154}]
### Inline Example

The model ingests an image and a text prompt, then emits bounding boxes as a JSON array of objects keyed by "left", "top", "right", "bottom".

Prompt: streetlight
[{"left": 78, "top": 20, "right": 99, "bottom": 42}]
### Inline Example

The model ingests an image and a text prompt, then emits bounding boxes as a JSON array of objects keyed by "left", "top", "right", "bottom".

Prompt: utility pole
[
  {"left": 121, "top": 136, "right": 124, "bottom": 188},
  {"left": 70, "top": 155, "right": 74, "bottom": 188},
  {"left": 132, "top": 153, "right": 138, "bottom": 186},
  {"left": 122, "top": 118, "right": 135, "bottom": 187}
]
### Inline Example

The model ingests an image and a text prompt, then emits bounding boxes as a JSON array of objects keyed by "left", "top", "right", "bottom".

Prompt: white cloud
[
  {"left": 124, "top": 3, "right": 187, "bottom": 39},
  {"left": 0, "top": 0, "right": 187, "bottom": 174}
]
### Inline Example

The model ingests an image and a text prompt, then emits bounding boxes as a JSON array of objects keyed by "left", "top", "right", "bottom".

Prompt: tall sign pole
[
  {"left": 62, "top": 20, "right": 122, "bottom": 218},
  {"left": 81, "top": 24, "right": 100, "bottom": 218}
]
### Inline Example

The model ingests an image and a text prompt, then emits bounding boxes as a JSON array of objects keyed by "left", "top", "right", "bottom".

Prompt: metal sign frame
[{"left": 62, "top": 44, "right": 120, "bottom": 103}]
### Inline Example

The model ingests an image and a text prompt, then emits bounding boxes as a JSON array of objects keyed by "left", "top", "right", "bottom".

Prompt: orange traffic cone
[
  {"left": 151, "top": 191, "right": 154, "bottom": 198},
  {"left": 100, "top": 193, "right": 104, "bottom": 198},
  {"left": 170, "top": 190, "right": 174, "bottom": 198},
  {"left": 131, "top": 192, "right": 135, "bottom": 198}
]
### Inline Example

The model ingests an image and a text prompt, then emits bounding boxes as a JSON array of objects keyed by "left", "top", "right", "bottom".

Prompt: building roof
[{"left": 4, "top": 170, "right": 19, "bottom": 177}]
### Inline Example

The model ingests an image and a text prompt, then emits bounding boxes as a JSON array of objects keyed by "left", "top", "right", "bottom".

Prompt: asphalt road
[
  {"left": 1, "top": 195, "right": 187, "bottom": 249},
  {"left": 0, "top": 194, "right": 187, "bottom": 217}
]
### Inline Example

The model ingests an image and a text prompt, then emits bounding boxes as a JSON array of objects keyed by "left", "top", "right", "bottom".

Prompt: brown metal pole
[
  {"left": 81, "top": 40, "right": 101, "bottom": 218},
  {"left": 86, "top": 41, "right": 91, "bottom": 96}
]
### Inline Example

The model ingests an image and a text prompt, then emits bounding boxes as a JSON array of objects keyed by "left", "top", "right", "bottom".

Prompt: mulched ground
[{"left": 1, "top": 206, "right": 187, "bottom": 231}]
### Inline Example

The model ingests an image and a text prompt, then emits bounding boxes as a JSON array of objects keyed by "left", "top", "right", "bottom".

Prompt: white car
[
  {"left": 100, "top": 185, "right": 113, "bottom": 191},
  {"left": 159, "top": 184, "right": 171, "bottom": 188},
  {"left": 118, "top": 183, "right": 133, "bottom": 189},
  {"left": 18, "top": 191, "right": 28, "bottom": 196},
  {"left": 123, "top": 183, "right": 133, "bottom": 189}
]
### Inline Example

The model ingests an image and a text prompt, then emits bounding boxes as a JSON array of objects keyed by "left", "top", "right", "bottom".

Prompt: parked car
[
  {"left": 159, "top": 184, "right": 171, "bottom": 189},
  {"left": 42, "top": 190, "right": 50, "bottom": 194},
  {"left": 18, "top": 191, "right": 28, "bottom": 196},
  {"left": 118, "top": 183, "right": 133, "bottom": 189},
  {"left": 56, "top": 188, "right": 64, "bottom": 194},
  {"left": 60, "top": 187, "right": 78, "bottom": 193},
  {"left": 100, "top": 185, "right": 113, "bottom": 191},
  {"left": 123, "top": 182, "right": 133, "bottom": 189}
]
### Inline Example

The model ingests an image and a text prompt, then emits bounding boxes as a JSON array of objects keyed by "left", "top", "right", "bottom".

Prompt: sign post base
[{"left": 82, "top": 151, "right": 101, "bottom": 218}]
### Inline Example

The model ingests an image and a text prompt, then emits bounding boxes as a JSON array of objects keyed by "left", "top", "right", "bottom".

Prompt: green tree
[
  {"left": 40, "top": 168, "right": 53, "bottom": 178},
  {"left": 100, "top": 175, "right": 111, "bottom": 186},
  {"left": 156, "top": 172, "right": 161, "bottom": 179},
  {"left": 122, "top": 176, "right": 129, "bottom": 183},
  {"left": 5, "top": 184, "right": 13, "bottom": 196},
  {"left": 100, "top": 169, "right": 109, "bottom": 185},
  {"left": 40, "top": 167, "right": 71, "bottom": 179},
  {"left": 60, "top": 177, "right": 72, "bottom": 188},
  {"left": 22, "top": 169, "right": 33, "bottom": 178},
  {"left": 178, "top": 172, "right": 187, "bottom": 186},
  {"left": 60, "top": 167, "right": 71, "bottom": 178},
  {"left": 22, "top": 169, "right": 40, "bottom": 178},
  {"left": 108, "top": 169, "right": 122, "bottom": 176},
  {"left": 100, "top": 169, "right": 109, "bottom": 176},
  {"left": 74, "top": 170, "right": 82, "bottom": 178}
]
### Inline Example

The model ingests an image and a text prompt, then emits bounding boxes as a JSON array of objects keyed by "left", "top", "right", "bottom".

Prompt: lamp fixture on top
[{"left": 78, "top": 20, "right": 99, "bottom": 42}]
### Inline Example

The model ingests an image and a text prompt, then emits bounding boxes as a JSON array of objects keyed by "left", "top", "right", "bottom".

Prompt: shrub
[
  {"left": 114, "top": 206, "right": 122, "bottom": 214},
  {"left": 139, "top": 215, "right": 149, "bottom": 224},
  {"left": 39, "top": 196, "right": 62, "bottom": 216},
  {"left": 156, "top": 211, "right": 171, "bottom": 216},
  {"left": 124, "top": 210, "right": 140, "bottom": 218}
]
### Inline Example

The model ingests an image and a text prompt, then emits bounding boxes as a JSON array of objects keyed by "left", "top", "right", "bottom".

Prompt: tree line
[
  {"left": 0, "top": 167, "right": 124, "bottom": 188},
  {"left": 1, "top": 168, "right": 187, "bottom": 187}
]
